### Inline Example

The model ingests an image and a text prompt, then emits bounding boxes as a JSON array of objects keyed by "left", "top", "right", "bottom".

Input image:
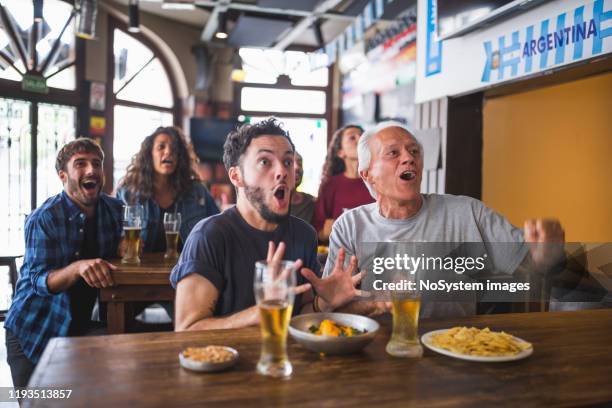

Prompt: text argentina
[{"left": 523, "top": 19, "right": 597, "bottom": 58}]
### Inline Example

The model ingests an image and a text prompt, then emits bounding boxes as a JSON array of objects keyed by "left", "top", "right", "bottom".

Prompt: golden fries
[{"left": 430, "top": 327, "right": 532, "bottom": 356}]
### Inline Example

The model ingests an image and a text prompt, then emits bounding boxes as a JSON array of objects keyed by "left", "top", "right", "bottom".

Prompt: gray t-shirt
[{"left": 323, "top": 194, "right": 528, "bottom": 318}]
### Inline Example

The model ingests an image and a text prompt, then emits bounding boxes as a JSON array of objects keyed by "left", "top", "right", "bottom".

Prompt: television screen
[
  {"left": 379, "top": 82, "right": 416, "bottom": 128},
  {"left": 341, "top": 92, "right": 377, "bottom": 127},
  {"left": 190, "top": 118, "right": 238, "bottom": 161},
  {"left": 437, "top": 0, "right": 547, "bottom": 40}
]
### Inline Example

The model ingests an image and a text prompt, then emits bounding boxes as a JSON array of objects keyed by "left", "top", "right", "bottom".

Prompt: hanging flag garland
[{"left": 309, "top": 0, "right": 417, "bottom": 69}]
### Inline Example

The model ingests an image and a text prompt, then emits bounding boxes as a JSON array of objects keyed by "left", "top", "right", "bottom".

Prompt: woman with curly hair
[
  {"left": 116, "top": 126, "right": 219, "bottom": 252},
  {"left": 313, "top": 124, "right": 375, "bottom": 242}
]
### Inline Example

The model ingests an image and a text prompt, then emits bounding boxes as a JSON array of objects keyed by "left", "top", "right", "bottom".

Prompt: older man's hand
[
  {"left": 301, "top": 247, "right": 364, "bottom": 312},
  {"left": 524, "top": 218, "right": 565, "bottom": 271}
]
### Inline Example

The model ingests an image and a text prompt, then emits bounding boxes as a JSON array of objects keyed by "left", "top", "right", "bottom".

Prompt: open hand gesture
[
  {"left": 266, "top": 241, "right": 312, "bottom": 296},
  {"left": 300, "top": 247, "right": 364, "bottom": 311}
]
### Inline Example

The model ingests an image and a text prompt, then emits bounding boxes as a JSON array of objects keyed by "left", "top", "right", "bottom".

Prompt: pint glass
[
  {"left": 121, "top": 205, "right": 143, "bottom": 264},
  {"left": 163, "top": 212, "right": 181, "bottom": 261},
  {"left": 254, "top": 260, "right": 296, "bottom": 378},
  {"left": 386, "top": 270, "right": 423, "bottom": 358}
]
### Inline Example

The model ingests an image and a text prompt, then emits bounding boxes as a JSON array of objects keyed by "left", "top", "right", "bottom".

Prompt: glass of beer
[
  {"left": 121, "top": 205, "right": 143, "bottom": 264},
  {"left": 163, "top": 212, "right": 181, "bottom": 261},
  {"left": 254, "top": 260, "right": 296, "bottom": 378},
  {"left": 386, "top": 274, "right": 423, "bottom": 358}
]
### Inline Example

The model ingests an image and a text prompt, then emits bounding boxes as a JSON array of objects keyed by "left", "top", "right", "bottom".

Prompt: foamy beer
[
  {"left": 163, "top": 212, "right": 181, "bottom": 261},
  {"left": 122, "top": 205, "right": 143, "bottom": 264},
  {"left": 258, "top": 299, "right": 293, "bottom": 372},
  {"left": 254, "top": 260, "right": 296, "bottom": 378},
  {"left": 386, "top": 273, "right": 424, "bottom": 357},
  {"left": 165, "top": 231, "right": 179, "bottom": 258}
]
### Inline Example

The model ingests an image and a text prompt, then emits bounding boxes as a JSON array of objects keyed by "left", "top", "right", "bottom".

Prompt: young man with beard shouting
[
  {"left": 173, "top": 118, "right": 363, "bottom": 331},
  {"left": 5, "top": 138, "right": 123, "bottom": 387}
]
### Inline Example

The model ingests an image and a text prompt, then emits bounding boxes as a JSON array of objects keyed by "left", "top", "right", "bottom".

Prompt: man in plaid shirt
[{"left": 5, "top": 138, "right": 123, "bottom": 388}]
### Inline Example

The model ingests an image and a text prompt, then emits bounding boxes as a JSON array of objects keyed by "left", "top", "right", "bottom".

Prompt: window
[
  {"left": 36, "top": 103, "right": 77, "bottom": 206},
  {"left": 0, "top": 0, "right": 82, "bottom": 253},
  {"left": 111, "top": 27, "right": 177, "bottom": 187},
  {"left": 113, "top": 30, "right": 173, "bottom": 108},
  {"left": 237, "top": 48, "right": 331, "bottom": 196},
  {"left": 0, "top": 98, "right": 32, "bottom": 251},
  {"left": 240, "top": 48, "right": 329, "bottom": 87},
  {"left": 249, "top": 116, "right": 327, "bottom": 197},
  {"left": 241, "top": 88, "right": 326, "bottom": 115},
  {"left": 0, "top": 99, "right": 76, "bottom": 251},
  {"left": 113, "top": 105, "right": 173, "bottom": 184},
  {"left": 0, "top": 0, "right": 77, "bottom": 90}
]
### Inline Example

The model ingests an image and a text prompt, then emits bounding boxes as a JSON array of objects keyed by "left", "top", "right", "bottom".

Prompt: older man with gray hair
[{"left": 314, "top": 121, "right": 565, "bottom": 317}]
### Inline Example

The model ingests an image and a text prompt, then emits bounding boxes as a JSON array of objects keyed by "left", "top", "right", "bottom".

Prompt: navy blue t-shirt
[{"left": 170, "top": 206, "right": 320, "bottom": 316}]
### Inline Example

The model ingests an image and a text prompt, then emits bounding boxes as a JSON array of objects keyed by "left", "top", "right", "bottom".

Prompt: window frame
[
  {"left": 234, "top": 55, "right": 334, "bottom": 198},
  {"left": 104, "top": 16, "right": 181, "bottom": 192},
  {"left": 0, "top": 35, "right": 85, "bottom": 211},
  {"left": 234, "top": 73, "right": 332, "bottom": 123}
]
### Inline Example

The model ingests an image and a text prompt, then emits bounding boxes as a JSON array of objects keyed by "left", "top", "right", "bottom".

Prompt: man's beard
[
  {"left": 244, "top": 185, "right": 289, "bottom": 224},
  {"left": 66, "top": 176, "right": 100, "bottom": 207}
]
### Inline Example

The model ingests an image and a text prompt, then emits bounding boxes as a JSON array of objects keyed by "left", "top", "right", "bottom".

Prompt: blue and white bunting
[{"left": 311, "top": 0, "right": 399, "bottom": 68}]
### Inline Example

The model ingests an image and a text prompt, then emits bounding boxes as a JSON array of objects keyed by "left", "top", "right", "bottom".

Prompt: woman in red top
[{"left": 313, "top": 124, "right": 375, "bottom": 241}]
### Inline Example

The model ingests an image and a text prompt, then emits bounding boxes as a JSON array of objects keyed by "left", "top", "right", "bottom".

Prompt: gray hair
[{"left": 357, "top": 121, "right": 422, "bottom": 199}]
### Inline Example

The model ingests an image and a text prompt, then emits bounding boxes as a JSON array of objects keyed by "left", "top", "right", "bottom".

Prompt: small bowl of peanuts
[{"left": 179, "top": 345, "right": 239, "bottom": 372}]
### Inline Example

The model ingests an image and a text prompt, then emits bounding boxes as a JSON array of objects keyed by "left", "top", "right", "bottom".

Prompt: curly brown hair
[
  {"left": 320, "top": 124, "right": 364, "bottom": 187},
  {"left": 223, "top": 117, "right": 294, "bottom": 170},
  {"left": 117, "top": 126, "right": 199, "bottom": 201}
]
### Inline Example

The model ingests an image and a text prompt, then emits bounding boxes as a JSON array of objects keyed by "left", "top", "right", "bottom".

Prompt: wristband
[{"left": 313, "top": 295, "right": 321, "bottom": 313}]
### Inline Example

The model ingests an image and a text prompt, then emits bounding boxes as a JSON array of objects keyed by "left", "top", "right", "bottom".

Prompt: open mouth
[
  {"left": 399, "top": 170, "right": 416, "bottom": 181},
  {"left": 273, "top": 186, "right": 287, "bottom": 201},
  {"left": 81, "top": 179, "right": 99, "bottom": 192},
  {"left": 161, "top": 159, "right": 174, "bottom": 165}
]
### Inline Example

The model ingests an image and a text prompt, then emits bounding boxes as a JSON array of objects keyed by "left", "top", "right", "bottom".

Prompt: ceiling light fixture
[
  {"left": 214, "top": 12, "right": 228, "bottom": 39},
  {"left": 128, "top": 0, "right": 140, "bottom": 33},
  {"left": 230, "top": 52, "right": 244, "bottom": 82},
  {"left": 161, "top": 1, "right": 196, "bottom": 10},
  {"left": 33, "top": 0, "right": 43, "bottom": 23},
  {"left": 75, "top": 0, "right": 98, "bottom": 40}
]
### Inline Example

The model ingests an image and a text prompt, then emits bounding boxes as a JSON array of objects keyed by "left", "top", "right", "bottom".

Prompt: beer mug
[
  {"left": 386, "top": 272, "right": 423, "bottom": 358},
  {"left": 254, "top": 260, "right": 296, "bottom": 378},
  {"left": 121, "top": 205, "right": 143, "bottom": 264},
  {"left": 163, "top": 212, "right": 181, "bottom": 261}
]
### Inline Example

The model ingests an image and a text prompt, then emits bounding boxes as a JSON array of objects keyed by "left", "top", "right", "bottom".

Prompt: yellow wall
[{"left": 482, "top": 72, "right": 612, "bottom": 242}]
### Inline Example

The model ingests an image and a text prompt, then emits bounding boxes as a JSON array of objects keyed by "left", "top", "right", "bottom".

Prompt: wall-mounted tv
[
  {"left": 437, "top": 0, "right": 549, "bottom": 40},
  {"left": 341, "top": 92, "right": 377, "bottom": 127},
  {"left": 190, "top": 118, "right": 238, "bottom": 161}
]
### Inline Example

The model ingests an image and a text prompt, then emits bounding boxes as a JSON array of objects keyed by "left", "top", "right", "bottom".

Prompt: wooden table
[
  {"left": 26, "top": 309, "right": 612, "bottom": 407},
  {"left": 101, "top": 253, "right": 174, "bottom": 334}
]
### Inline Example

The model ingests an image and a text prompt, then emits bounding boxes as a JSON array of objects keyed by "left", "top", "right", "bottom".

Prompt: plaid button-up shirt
[{"left": 5, "top": 191, "right": 123, "bottom": 363}]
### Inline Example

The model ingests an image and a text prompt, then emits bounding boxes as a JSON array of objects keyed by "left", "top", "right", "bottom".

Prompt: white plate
[
  {"left": 178, "top": 347, "right": 239, "bottom": 372},
  {"left": 421, "top": 329, "right": 533, "bottom": 362}
]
